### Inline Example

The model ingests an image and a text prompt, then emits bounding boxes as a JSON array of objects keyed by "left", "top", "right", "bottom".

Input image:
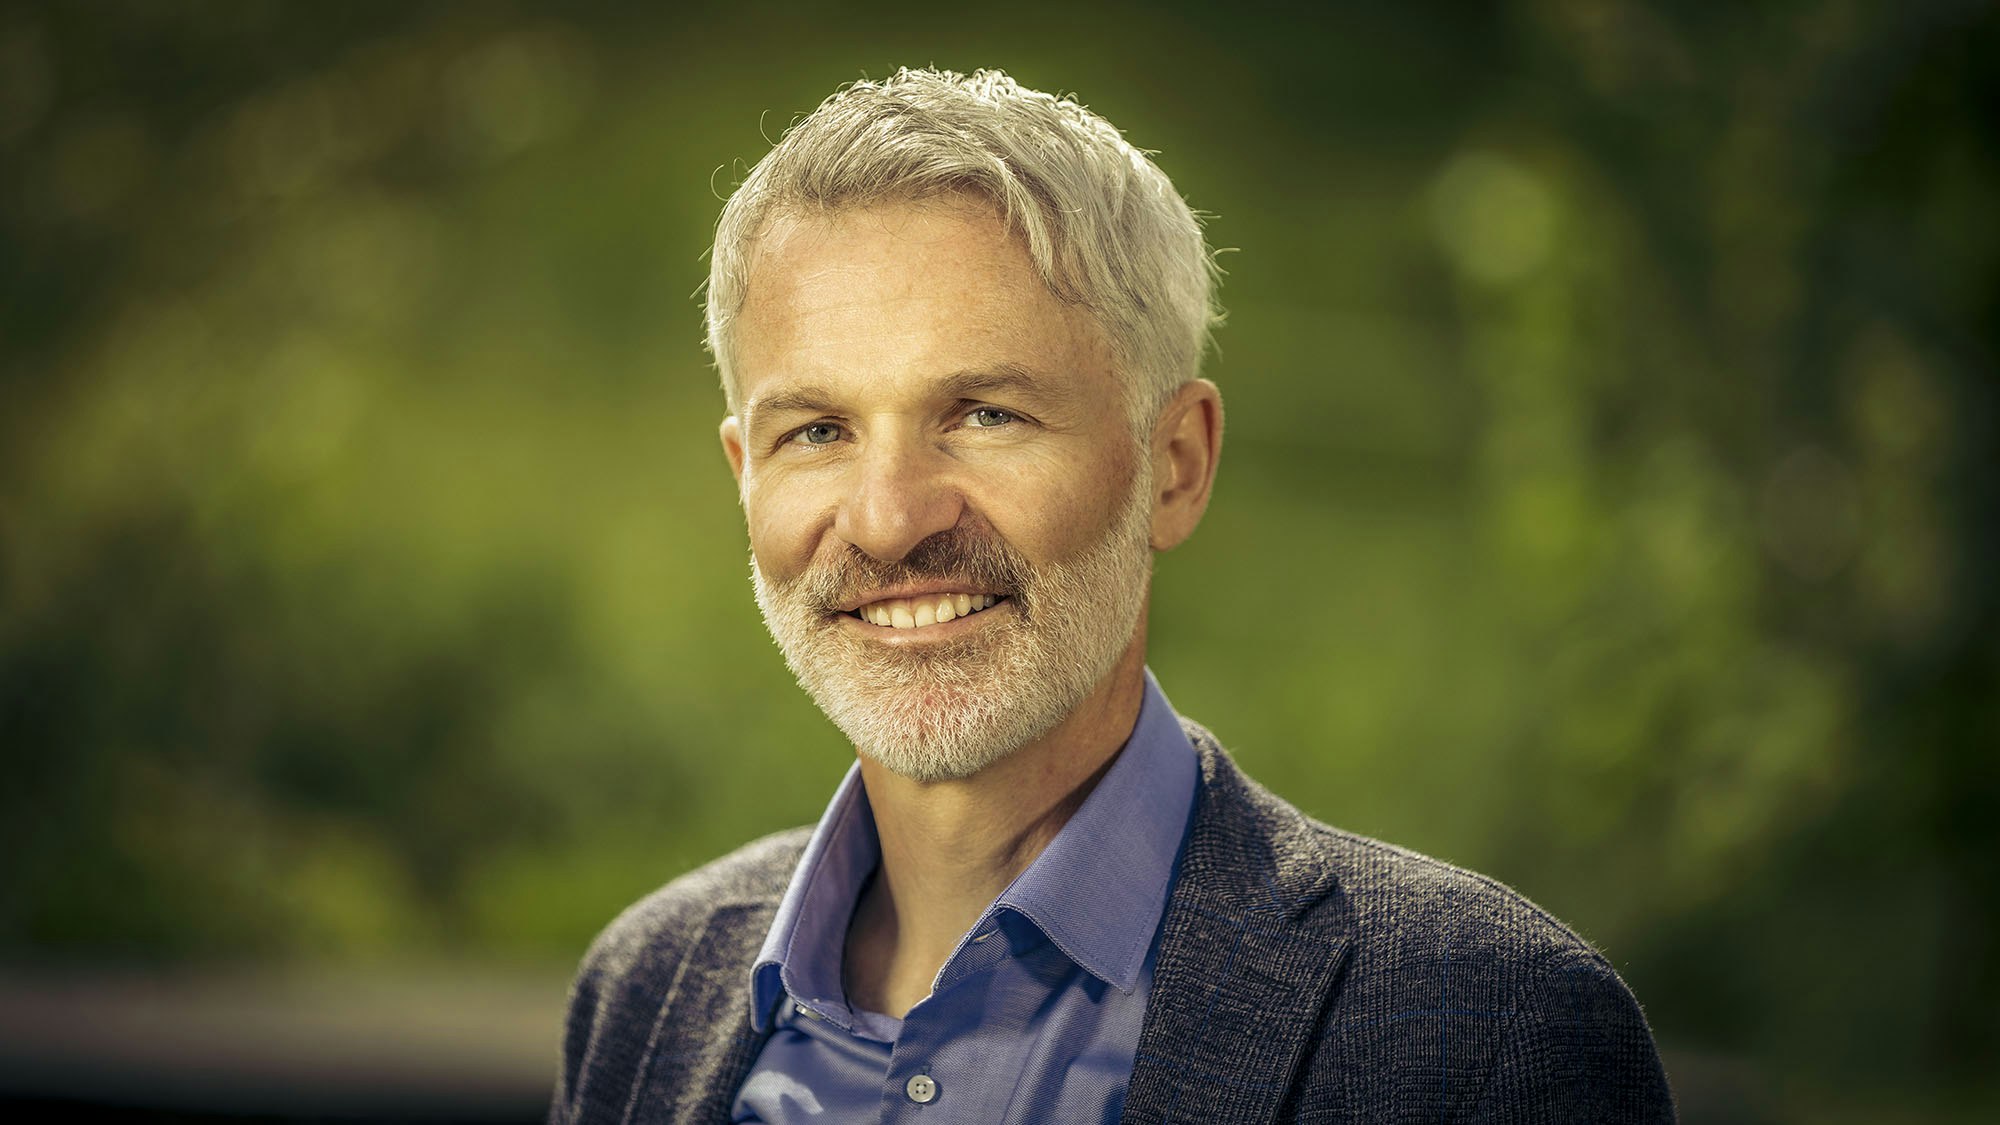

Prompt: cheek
[
  {"left": 743, "top": 479, "right": 832, "bottom": 571},
  {"left": 986, "top": 450, "right": 1137, "bottom": 557}
]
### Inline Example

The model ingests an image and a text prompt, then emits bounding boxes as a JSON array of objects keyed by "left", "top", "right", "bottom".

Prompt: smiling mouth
[{"left": 846, "top": 593, "right": 1009, "bottom": 630}]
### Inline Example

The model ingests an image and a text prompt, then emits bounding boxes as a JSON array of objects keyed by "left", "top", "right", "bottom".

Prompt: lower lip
[{"left": 838, "top": 599, "right": 1013, "bottom": 643}]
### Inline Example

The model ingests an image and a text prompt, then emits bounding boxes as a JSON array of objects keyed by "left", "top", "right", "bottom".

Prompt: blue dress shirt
[{"left": 730, "top": 670, "right": 1200, "bottom": 1123}]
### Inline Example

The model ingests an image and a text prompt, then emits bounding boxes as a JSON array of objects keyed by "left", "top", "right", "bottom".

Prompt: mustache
[{"left": 791, "top": 525, "right": 1032, "bottom": 612}]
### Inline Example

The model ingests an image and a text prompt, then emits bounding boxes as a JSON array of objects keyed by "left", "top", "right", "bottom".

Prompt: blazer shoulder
[
  {"left": 553, "top": 828, "right": 809, "bottom": 1125},
  {"left": 1180, "top": 717, "right": 1612, "bottom": 969},
  {"left": 1308, "top": 826, "right": 1675, "bottom": 1121},
  {"left": 1172, "top": 725, "right": 1673, "bottom": 1120},
  {"left": 577, "top": 825, "right": 812, "bottom": 985},
  {"left": 1314, "top": 821, "right": 1612, "bottom": 970}
]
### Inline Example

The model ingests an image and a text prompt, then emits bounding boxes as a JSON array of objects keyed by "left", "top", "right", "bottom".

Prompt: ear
[
  {"left": 720, "top": 414, "right": 746, "bottom": 487},
  {"left": 1149, "top": 379, "right": 1223, "bottom": 551}
]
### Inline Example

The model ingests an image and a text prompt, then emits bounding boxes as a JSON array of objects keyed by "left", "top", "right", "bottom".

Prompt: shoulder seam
[{"left": 1304, "top": 820, "right": 1614, "bottom": 965}]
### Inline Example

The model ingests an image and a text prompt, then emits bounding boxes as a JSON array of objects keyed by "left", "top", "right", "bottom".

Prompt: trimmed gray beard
[{"left": 751, "top": 468, "right": 1154, "bottom": 782}]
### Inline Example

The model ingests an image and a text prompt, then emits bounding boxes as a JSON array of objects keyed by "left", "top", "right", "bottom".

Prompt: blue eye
[
  {"left": 967, "top": 407, "right": 1015, "bottom": 428},
  {"left": 794, "top": 422, "right": 843, "bottom": 445}
]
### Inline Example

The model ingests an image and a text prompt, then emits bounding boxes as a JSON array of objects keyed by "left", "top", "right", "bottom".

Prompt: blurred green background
[{"left": 1, "top": 0, "right": 1994, "bottom": 1120}]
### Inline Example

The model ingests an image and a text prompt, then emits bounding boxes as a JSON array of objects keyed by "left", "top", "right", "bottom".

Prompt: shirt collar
[
  {"left": 988, "top": 669, "right": 1198, "bottom": 993},
  {"left": 750, "top": 762, "right": 878, "bottom": 1031},
  {"left": 749, "top": 669, "right": 1199, "bottom": 1031}
]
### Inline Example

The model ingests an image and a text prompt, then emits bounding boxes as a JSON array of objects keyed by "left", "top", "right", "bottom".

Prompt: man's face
[{"left": 721, "top": 197, "right": 1154, "bottom": 782}]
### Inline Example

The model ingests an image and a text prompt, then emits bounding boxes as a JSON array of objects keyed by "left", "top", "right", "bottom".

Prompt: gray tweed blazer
[{"left": 552, "top": 721, "right": 1676, "bottom": 1123}]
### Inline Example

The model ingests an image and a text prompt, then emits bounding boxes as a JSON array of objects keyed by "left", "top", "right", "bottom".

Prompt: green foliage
[{"left": 1, "top": 1, "right": 1993, "bottom": 1117}]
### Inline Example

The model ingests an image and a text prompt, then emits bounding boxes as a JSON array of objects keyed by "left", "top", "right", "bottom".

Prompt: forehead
[{"left": 731, "top": 198, "right": 1115, "bottom": 410}]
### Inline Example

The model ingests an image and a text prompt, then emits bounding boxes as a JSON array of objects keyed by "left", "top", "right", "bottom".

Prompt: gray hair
[{"left": 704, "top": 68, "right": 1221, "bottom": 425}]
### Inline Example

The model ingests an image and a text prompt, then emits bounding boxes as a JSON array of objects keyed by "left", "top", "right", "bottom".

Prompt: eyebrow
[
  {"left": 744, "top": 384, "right": 842, "bottom": 427},
  {"left": 934, "top": 363, "right": 1072, "bottom": 405}
]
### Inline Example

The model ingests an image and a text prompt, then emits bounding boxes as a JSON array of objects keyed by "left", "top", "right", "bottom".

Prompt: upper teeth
[{"left": 858, "top": 593, "right": 1000, "bottom": 629}]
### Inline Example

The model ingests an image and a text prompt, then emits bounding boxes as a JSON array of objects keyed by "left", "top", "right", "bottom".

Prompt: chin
[{"left": 818, "top": 678, "right": 1058, "bottom": 783}]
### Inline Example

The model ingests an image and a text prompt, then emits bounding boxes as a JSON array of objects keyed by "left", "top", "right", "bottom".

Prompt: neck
[{"left": 842, "top": 635, "right": 1148, "bottom": 1018}]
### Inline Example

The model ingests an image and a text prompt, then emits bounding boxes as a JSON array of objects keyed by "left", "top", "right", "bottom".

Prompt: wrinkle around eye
[
  {"left": 954, "top": 404, "right": 1031, "bottom": 433},
  {"left": 782, "top": 420, "right": 847, "bottom": 449}
]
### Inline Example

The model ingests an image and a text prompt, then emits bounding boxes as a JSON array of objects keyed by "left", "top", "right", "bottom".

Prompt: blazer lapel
[
  {"left": 621, "top": 901, "right": 777, "bottom": 1125},
  {"left": 1121, "top": 728, "right": 1354, "bottom": 1124}
]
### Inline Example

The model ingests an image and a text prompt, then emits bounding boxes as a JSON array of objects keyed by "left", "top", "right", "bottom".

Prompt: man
[{"left": 552, "top": 68, "right": 1674, "bottom": 1124}]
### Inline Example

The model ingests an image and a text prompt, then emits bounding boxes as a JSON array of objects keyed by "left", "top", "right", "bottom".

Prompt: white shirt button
[{"left": 905, "top": 1073, "right": 938, "bottom": 1103}]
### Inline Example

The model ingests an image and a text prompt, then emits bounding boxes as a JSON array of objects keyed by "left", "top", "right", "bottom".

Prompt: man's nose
[{"left": 832, "top": 435, "right": 966, "bottom": 562}]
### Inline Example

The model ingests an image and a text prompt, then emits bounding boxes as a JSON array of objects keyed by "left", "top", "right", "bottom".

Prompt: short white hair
[{"left": 704, "top": 68, "right": 1221, "bottom": 424}]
